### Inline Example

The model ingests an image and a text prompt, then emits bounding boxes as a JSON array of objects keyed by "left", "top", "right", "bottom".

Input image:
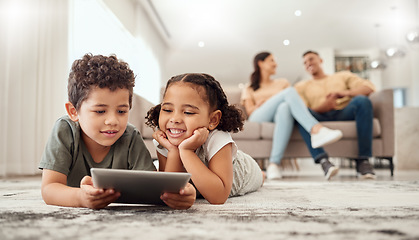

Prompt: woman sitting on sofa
[{"left": 241, "top": 52, "right": 342, "bottom": 180}]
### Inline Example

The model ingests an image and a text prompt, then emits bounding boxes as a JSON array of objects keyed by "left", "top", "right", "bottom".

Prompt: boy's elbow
[
  {"left": 40, "top": 183, "right": 66, "bottom": 207},
  {"left": 41, "top": 185, "right": 54, "bottom": 205},
  {"left": 41, "top": 188, "right": 52, "bottom": 205}
]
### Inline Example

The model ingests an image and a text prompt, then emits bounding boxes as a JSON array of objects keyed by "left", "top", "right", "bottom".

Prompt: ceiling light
[
  {"left": 198, "top": 41, "right": 205, "bottom": 48},
  {"left": 406, "top": 29, "right": 419, "bottom": 49},
  {"left": 385, "top": 47, "right": 405, "bottom": 58},
  {"left": 406, "top": 30, "right": 419, "bottom": 42},
  {"left": 405, "top": 0, "right": 419, "bottom": 48},
  {"left": 368, "top": 24, "right": 386, "bottom": 70},
  {"left": 294, "top": 10, "right": 302, "bottom": 16},
  {"left": 283, "top": 40, "right": 290, "bottom": 46},
  {"left": 369, "top": 59, "right": 386, "bottom": 70}
]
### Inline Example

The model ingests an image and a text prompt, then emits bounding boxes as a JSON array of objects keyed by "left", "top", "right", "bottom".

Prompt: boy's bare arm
[{"left": 41, "top": 169, "right": 120, "bottom": 209}]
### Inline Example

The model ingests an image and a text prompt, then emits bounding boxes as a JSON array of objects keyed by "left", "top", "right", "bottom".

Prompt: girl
[
  {"left": 242, "top": 52, "right": 343, "bottom": 180},
  {"left": 146, "top": 73, "right": 263, "bottom": 204}
]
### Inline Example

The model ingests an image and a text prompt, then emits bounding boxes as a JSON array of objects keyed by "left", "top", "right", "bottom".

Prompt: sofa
[{"left": 128, "top": 88, "right": 395, "bottom": 176}]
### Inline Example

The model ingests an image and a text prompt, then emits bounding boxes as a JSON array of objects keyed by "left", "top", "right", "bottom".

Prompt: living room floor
[
  {"left": 1, "top": 164, "right": 418, "bottom": 240},
  {"left": 280, "top": 168, "right": 418, "bottom": 181},
  {"left": 259, "top": 158, "right": 413, "bottom": 181}
]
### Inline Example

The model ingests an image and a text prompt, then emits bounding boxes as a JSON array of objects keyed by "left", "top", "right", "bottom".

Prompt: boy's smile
[
  {"left": 70, "top": 87, "right": 130, "bottom": 154},
  {"left": 100, "top": 130, "right": 119, "bottom": 138},
  {"left": 159, "top": 83, "right": 212, "bottom": 147}
]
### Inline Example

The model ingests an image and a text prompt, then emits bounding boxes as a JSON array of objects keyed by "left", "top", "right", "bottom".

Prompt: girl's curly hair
[
  {"left": 68, "top": 53, "right": 135, "bottom": 110},
  {"left": 146, "top": 73, "right": 245, "bottom": 133}
]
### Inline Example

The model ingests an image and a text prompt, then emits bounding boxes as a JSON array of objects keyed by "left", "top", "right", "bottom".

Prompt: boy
[{"left": 39, "top": 53, "right": 196, "bottom": 209}]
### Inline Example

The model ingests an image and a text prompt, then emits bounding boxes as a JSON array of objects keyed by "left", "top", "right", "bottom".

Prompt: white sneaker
[
  {"left": 266, "top": 163, "right": 282, "bottom": 180},
  {"left": 311, "top": 127, "right": 343, "bottom": 149}
]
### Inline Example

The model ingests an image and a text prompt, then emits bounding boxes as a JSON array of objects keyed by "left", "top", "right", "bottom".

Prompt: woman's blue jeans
[
  {"left": 297, "top": 95, "right": 373, "bottom": 163},
  {"left": 248, "top": 87, "right": 318, "bottom": 164}
]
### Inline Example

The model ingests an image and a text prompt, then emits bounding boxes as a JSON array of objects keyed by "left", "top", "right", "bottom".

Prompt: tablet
[{"left": 91, "top": 168, "right": 191, "bottom": 205}]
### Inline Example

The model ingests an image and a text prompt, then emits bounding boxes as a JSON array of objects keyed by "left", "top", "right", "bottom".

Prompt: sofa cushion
[
  {"left": 141, "top": 125, "right": 155, "bottom": 139},
  {"left": 231, "top": 121, "right": 261, "bottom": 140},
  {"left": 128, "top": 94, "right": 156, "bottom": 139},
  {"left": 224, "top": 86, "right": 242, "bottom": 105},
  {"left": 258, "top": 118, "right": 381, "bottom": 140}
]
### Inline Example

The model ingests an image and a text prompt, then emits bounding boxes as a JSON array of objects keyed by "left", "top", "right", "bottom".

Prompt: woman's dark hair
[
  {"left": 68, "top": 53, "right": 135, "bottom": 110},
  {"left": 250, "top": 51, "right": 271, "bottom": 91},
  {"left": 146, "top": 73, "right": 244, "bottom": 133}
]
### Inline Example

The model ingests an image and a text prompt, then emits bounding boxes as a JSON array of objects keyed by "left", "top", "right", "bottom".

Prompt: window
[
  {"left": 393, "top": 88, "right": 406, "bottom": 108},
  {"left": 69, "top": 0, "right": 161, "bottom": 103}
]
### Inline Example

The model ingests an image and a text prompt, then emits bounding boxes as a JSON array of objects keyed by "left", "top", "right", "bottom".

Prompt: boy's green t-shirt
[{"left": 39, "top": 115, "right": 156, "bottom": 187}]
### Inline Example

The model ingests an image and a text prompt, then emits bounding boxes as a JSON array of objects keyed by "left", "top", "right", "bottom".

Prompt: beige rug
[{"left": 1, "top": 175, "right": 419, "bottom": 240}]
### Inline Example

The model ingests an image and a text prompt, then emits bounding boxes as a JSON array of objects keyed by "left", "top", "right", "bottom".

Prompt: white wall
[
  {"left": 133, "top": 2, "right": 168, "bottom": 103},
  {"left": 103, "top": 0, "right": 169, "bottom": 104},
  {"left": 70, "top": 0, "right": 165, "bottom": 104},
  {"left": 165, "top": 43, "right": 419, "bottom": 106},
  {"left": 165, "top": 47, "right": 363, "bottom": 88},
  {"left": 382, "top": 57, "right": 412, "bottom": 88},
  {"left": 164, "top": 46, "right": 316, "bottom": 89},
  {"left": 103, "top": 0, "right": 137, "bottom": 35},
  {"left": 103, "top": 0, "right": 169, "bottom": 103},
  {"left": 410, "top": 50, "right": 419, "bottom": 106},
  {"left": 164, "top": 48, "right": 252, "bottom": 88}
]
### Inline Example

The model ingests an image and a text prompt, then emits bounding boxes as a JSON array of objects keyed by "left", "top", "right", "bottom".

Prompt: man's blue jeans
[{"left": 297, "top": 96, "right": 373, "bottom": 163}]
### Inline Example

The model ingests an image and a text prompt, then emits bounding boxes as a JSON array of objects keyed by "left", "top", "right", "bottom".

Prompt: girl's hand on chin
[
  {"left": 153, "top": 130, "right": 177, "bottom": 152},
  {"left": 179, "top": 127, "right": 209, "bottom": 151}
]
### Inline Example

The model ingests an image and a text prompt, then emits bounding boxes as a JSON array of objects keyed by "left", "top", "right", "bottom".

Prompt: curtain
[{"left": 0, "top": 0, "right": 68, "bottom": 176}]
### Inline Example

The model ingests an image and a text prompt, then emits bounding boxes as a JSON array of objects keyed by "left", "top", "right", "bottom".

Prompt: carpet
[{"left": 1, "top": 176, "right": 419, "bottom": 240}]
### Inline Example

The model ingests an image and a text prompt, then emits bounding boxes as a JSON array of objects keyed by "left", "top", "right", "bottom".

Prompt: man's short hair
[{"left": 302, "top": 50, "right": 320, "bottom": 58}]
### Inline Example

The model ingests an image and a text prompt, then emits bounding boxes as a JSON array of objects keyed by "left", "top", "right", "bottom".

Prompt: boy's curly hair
[
  {"left": 68, "top": 53, "right": 135, "bottom": 110},
  {"left": 146, "top": 73, "right": 245, "bottom": 133}
]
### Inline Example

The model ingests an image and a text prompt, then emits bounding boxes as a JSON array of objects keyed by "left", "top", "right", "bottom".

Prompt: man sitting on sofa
[{"left": 295, "top": 50, "right": 376, "bottom": 179}]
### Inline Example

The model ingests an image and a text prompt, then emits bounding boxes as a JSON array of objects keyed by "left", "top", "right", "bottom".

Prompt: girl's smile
[{"left": 166, "top": 128, "right": 186, "bottom": 138}]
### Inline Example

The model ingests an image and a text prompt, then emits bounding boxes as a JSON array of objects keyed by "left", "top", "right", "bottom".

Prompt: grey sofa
[{"left": 128, "top": 88, "right": 395, "bottom": 175}]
